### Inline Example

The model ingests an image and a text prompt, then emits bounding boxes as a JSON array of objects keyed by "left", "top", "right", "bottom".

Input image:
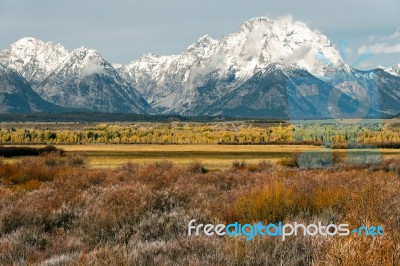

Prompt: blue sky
[{"left": 0, "top": 0, "right": 399, "bottom": 68}]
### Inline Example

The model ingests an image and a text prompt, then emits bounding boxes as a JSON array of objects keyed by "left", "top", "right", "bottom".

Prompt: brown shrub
[
  {"left": 0, "top": 159, "right": 57, "bottom": 186},
  {"left": 136, "top": 161, "right": 183, "bottom": 190},
  {"left": 117, "top": 162, "right": 139, "bottom": 176},
  {"left": 79, "top": 184, "right": 155, "bottom": 245},
  {"left": 187, "top": 161, "right": 208, "bottom": 174},
  {"left": 0, "top": 186, "right": 81, "bottom": 235},
  {"left": 257, "top": 160, "right": 274, "bottom": 172},
  {"left": 65, "top": 152, "right": 87, "bottom": 167},
  {"left": 231, "top": 160, "right": 247, "bottom": 170},
  {"left": 310, "top": 187, "right": 347, "bottom": 214},
  {"left": 153, "top": 160, "right": 174, "bottom": 171},
  {"left": 380, "top": 158, "right": 400, "bottom": 177},
  {"left": 42, "top": 152, "right": 87, "bottom": 168},
  {"left": 13, "top": 179, "right": 42, "bottom": 192},
  {"left": 317, "top": 236, "right": 398, "bottom": 265},
  {"left": 232, "top": 181, "right": 302, "bottom": 223},
  {"left": 0, "top": 154, "right": 399, "bottom": 265},
  {"left": 277, "top": 153, "right": 299, "bottom": 167}
]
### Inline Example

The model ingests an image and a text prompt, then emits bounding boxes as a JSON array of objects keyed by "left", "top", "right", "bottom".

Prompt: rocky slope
[{"left": 0, "top": 64, "right": 63, "bottom": 113}]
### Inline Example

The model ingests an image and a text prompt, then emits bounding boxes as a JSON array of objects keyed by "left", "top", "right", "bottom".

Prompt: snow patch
[{"left": 384, "top": 64, "right": 400, "bottom": 76}]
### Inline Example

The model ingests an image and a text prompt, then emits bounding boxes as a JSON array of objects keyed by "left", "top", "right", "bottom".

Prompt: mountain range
[{"left": 1, "top": 17, "right": 399, "bottom": 119}]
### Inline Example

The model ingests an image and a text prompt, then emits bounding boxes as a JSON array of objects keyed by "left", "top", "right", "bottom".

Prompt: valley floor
[{"left": 2, "top": 144, "right": 400, "bottom": 169}]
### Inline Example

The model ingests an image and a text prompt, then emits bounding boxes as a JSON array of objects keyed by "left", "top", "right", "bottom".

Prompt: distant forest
[
  {"left": 0, "top": 113, "right": 211, "bottom": 123},
  {"left": 1, "top": 121, "right": 400, "bottom": 148}
]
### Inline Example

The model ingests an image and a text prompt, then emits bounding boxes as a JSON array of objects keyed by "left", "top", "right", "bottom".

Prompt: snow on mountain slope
[
  {"left": 0, "top": 37, "right": 69, "bottom": 87},
  {"left": 118, "top": 17, "right": 344, "bottom": 113},
  {"left": 36, "top": 47, "right": 152, "bottom": 113},
  {"left": 385, "top": 64, "right": 400, "bottom": 76},
  {"left": 118, "top": 34, "right": 219, "bottom": 112},
  {"left": 212, "top": 17, "right": 342, "bottom": 78}
]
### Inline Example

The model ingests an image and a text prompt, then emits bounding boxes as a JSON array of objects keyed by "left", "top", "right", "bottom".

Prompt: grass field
[
  {"left": 4, "top": 144, "right": 400, "bottom": 169},
  {"left": 62, "top": 144, "right": 400, "bottom": 168},
  {"left": 1, "top": 144, "right": 311, "bottom": 168},
  {"left": 58, "top": 144, "right": 323, "bottom": 169}
]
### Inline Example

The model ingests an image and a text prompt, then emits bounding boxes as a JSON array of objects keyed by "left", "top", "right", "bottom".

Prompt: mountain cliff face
[
  {"left": 0, "top": 17, "right": 399, "bottom": 117},
  {"left": 35, "top": 47, "right": 152, "bottom": 113},
  {"left": 374, "top": 69, "right": 400, "bottom": 115},
  {"left": 0, "top": 64, "right": 63, "bottom": 113}
]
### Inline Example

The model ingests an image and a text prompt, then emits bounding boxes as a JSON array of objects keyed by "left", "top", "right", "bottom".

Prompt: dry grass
[
  {"left": 0, "top": 153, "right": 399, "bottom": 265},
  {"left": 58, "top": 144, "right": 324, "bottom": 169},
  {"left": 3, "top": 144, "right": 400, "bottom": 170},
  {"left": 1, "top": 144, "right": 324, "bottom": 169}
]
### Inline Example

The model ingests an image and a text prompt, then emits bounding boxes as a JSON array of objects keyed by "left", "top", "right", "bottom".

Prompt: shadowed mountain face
[
  {"left": 0, "top": 18, "right": 399, "bottom": 118},
  {"left": 171, "top": 64, "right": 399, "bottom": 119},
  {"left": 0, "top": 64, "right": 64, "bottom": 113},
  {"left": 374, "top": 70, "right": 400, "bottom": 116}
]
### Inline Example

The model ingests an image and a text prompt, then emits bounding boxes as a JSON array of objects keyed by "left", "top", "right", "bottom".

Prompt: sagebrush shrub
[
  {"left": 187, "top": 161, "right": 208, "bottom": 174},
  {"left": 0, "top": 158, "right": 399, "bottom": 265}
]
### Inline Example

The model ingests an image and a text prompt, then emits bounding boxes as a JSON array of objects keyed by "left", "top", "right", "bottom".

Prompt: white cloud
[
  {"left": 242, "top": 27, "right": 266, "bottom": 58},
  {"left": 358, "top": 43, "right": 400, "bottom": 55},
  {"left": 368, "top": 27, "right": 400, "bottom": 42},
  {"left": 359, "top": 28, "right": 400, "bottom": 55},
  {"left": 282, "top": 45, "right": 313, "bottom": 66},
  {"left": 82, "top": 58, "right": 103, "bottom": 76},
  {"left": 389, "top": 27, "right": 400, "bottom": 39},
  {"left": 276, "top": 15, "right": 301, "bottom": 27}
]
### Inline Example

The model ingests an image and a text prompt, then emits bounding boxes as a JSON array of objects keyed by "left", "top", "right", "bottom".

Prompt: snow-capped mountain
[
  {"left": 385, "top": 64, "right": 400, "bottom": 76},
  {"left": 0, "top": 39, "right": 151, "bottom": 113},
  {"left": 36, "top": 47, "right": 152, "bottom": 113},
  {"left": 118, "top": 17, "right": 344, "bottom": 114},
  {"left": 0, "top": 64, "right": 64, "bottom": 113},
  {"left": 0, "top": 37, "right": 69, "bottom": 87},
  {"left": 117, "top": 35, "right": 220, "bottom": 114},
  {"left": 1, "top": 17, "right": 399, "bottom": 117}
]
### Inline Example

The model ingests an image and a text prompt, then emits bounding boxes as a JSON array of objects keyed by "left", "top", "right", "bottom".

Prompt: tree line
[{"left": 0, "top": 122, "right": 399, "bottom": 147}]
